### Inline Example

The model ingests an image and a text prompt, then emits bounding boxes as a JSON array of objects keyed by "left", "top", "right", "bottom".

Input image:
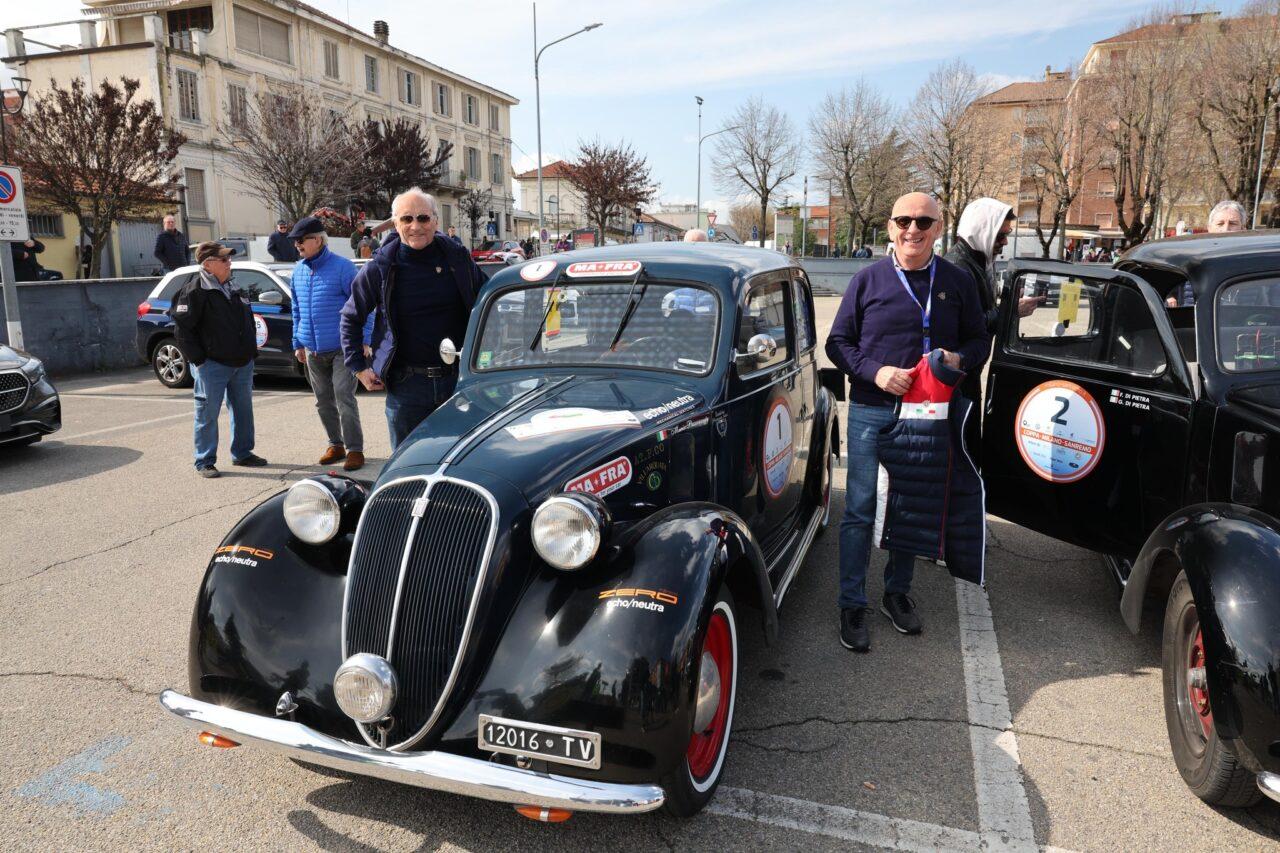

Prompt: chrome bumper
[
  {"left": 160, "top": 690, "right": 664, "bottom": 814},
  {"left": 1258, "top": 771, "right": 1280, "bottom": 805}
]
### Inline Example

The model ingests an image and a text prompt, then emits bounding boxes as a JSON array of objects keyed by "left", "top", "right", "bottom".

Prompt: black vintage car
[
  {"left": 985, "top": 231, "right": 1280, "bottom": 807},
  {"left": 0, "top": 345, "right": 60, "bottom": 447},
  {"left": 160, "top": 244, "right": 841, "bottom": 818}
]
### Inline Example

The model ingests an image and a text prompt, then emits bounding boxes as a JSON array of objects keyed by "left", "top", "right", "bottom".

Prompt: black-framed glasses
[
  {"left": 398, "top": 214, "right": 432, "bottom": 224},
  {"left": 891, "top": 215, "right": 937, "bottom": 231},
  {"left": 292, "top": 234, "right": 319, "bottom": 246}
]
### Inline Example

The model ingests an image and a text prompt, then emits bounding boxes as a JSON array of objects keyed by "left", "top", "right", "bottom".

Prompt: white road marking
[
  {"left": 55, "top": 395, "right": 300, "bottom": 443},
  {"left": 59, "top": 394, "right": 193, "bottom": 403},
  {"left": 956, "top": 578, "right": 1037, "bottom": 851}
]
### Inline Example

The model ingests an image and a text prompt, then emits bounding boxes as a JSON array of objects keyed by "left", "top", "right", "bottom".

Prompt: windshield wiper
[
  {"left": 528, "top": 269, "right": 567, "bottom": 351},
  {"left": 608, "top": 269, "right": 648, "bottom": 352}
]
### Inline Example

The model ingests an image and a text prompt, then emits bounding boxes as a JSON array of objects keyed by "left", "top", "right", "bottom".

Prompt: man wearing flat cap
[
  {"left": 289, "top": 216, "right": 372, "bottom": 470},
  {"left": 169, "top": 241, "right": 268, "bottom": 478},
  {"left": 267, "top": 219, "right": 300, "bottom": 263}
]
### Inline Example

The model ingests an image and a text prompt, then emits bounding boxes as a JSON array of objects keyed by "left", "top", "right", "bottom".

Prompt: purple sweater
[{"left": 825, "top": 255, "right": 990, "bottom": 405}]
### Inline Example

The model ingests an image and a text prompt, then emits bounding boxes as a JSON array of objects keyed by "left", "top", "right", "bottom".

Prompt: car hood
[
  {"left": 0, "top": 345, "right": 30, "bottom": 370},
  {"left": 383, "top": 373, "right": 705, "bottom": 497}
]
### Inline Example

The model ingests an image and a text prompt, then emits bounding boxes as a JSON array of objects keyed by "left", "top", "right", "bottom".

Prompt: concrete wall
[{"left": 0, "top": 278, "right": 159, "bottom": 375}]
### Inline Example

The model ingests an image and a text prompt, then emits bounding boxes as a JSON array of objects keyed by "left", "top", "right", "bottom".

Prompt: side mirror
[
  {"left": 736, "top": 333, "right": 777, "bottom": 367},
  {"left": 259, "top": 290, "right": 284, "bottom": 306},
  {"left": 439, "top": 337, "right": 460, "bottom": 365}
]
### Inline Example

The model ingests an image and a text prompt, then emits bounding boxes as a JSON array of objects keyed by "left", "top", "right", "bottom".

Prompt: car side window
[
  {"left": 159, "top": 272, "right": 194, "bottom": 300},
  {"left": 235, "top": 270, "right": 285, "bottom": 303},
  {"left": 1008, "top": 273, "right": 1167, "bottom": 376},
  {"left": 790, "top": 274, "right": 815, "bottom": 352},
  {"left": 739, "top": 280, "right": 790, "bottom": 371}
]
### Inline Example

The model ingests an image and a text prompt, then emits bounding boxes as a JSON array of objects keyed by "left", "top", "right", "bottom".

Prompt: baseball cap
[{"left": 195, "top": 241, "right": 236, "bottom": 263}]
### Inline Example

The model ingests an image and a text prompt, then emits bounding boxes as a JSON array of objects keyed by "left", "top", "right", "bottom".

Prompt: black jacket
[
  {"left": 267, "top": 231, "right": 300, "bottom": 262},
  {"left": 169, "top": 272, "right": 258, "bottom": 367},
  {"left": 943, "top": 238, "right": 998, "bottom": 334},
  {"left": 11, "top": 240, "right": 45, "bottom": 281},
  {"left": 154, "top": 230, "right": 190, "bottom": 271}
]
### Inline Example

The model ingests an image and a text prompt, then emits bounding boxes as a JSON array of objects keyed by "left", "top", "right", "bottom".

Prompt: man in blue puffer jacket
[{"left": 289, "top": 216, "right": 372, "bottom": 471}]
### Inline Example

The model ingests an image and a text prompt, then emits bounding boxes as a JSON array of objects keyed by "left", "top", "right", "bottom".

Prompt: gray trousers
[{"left": 305, "top": 350, "right": 363, "bottom": 452}]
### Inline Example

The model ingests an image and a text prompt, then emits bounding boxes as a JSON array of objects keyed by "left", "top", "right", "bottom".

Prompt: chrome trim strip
[
  {"left": 717, "top": 364, "right": 803, "bottom": 410},
  {"left": 0, "top": 369, "right": 32, "bottom": 416},
  {"left": 772, "top": 501, "right": 825, "bottom": 609},
  {"left": 1259, "top": 772, "right": 1280, "bottom": 805},
  {"left": 383, "top": 508, "right": 427, "bottom": 662},
  {"left": 439, "top": 376, "right": 574, "bottom": 471},
  {"left": 160, "top": 690, "right": 664, "bottom": 814}
]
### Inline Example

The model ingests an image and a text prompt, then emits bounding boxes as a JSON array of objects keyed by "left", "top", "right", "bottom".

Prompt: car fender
[
  {"left": 805, "top": 387, "right": 839, "bottom": 506},
  {"left": 439, "top": 502, "right": 775, "bottom": 783},
  {"left": 1123, "top": 503, "right": 1280, "bottom": 764}
]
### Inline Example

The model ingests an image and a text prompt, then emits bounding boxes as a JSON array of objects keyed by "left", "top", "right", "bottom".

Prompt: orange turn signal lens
[
  {"left": 514, "top": 805, "right": 573, "bottom": 823},
  {"left": 198, "top": 731, "right": 240, "bottom": 748}
]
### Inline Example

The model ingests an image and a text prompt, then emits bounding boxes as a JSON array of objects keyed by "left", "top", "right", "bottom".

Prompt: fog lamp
[{"left": 334, "top": 653, "right": 398, "bottom": 724}]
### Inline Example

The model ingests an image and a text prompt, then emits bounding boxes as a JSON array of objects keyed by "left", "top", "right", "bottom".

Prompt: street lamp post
[
  {"left": 695, "top": 107, "right": 739, "bottom": 234},
  {"left": 1, "top": 75, "right": 32, "bottom": 350},
  {"left": 1253, "top": 76, "right": 1280, "bottom": 230},
  {"left": 534, "top": 4, "right": 601, "bottom": 256}
]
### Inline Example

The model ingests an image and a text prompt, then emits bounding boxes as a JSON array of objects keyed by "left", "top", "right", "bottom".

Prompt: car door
[
  {"left": 982, "top": 261, "right": 1195, "bottom": 559},
  {"left": 235, "top": 268, "right": 294, "bottom": 372},
  {"left": 790, "top": 269, "right": 818, "bottom": 481}
]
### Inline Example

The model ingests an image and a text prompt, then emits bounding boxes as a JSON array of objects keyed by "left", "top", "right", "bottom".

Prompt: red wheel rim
[
  {"left": 686, "top": 610, "right": 733, "bottom": 783},
  {"left": 1188, "top": 626, "right": 1213, "bottom": 738}
]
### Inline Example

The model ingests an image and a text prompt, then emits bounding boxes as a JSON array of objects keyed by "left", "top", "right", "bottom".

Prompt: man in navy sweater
[{"left": 825, "top": 192, "right": 990, "bottom": 652}]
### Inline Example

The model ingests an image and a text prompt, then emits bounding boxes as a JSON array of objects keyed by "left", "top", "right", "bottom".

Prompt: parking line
[
  {"left": 55, "top": 395, "right": 300, "bottom": 443},
  {"left": 956, "top": 578, "right": 1037, "bottom": 851}
]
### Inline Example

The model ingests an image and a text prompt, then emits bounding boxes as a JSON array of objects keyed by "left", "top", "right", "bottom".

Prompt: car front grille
[
  {"left": 344, "top": 476, "right": 496, "bottom": 750},
  {"left": 0, "top": 371, "right": 30, "bottom": 415}
]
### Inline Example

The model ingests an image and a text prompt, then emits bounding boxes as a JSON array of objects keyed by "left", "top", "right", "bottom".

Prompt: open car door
[{"left": 982, "top": 261, "right": 1196, "bottom": 560}]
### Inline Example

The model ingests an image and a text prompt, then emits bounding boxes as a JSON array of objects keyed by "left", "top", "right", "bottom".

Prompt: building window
[
  {"left": 1095, "top": 212, "right": 1113, "bottom": 228},
  {"left": 465, "top": 147, "right": 481, "bottom": 182},
  {"left": 1097, "top": 182, "right": 1116, "bottom": 198},
  {"left": 489, "top": 104, "right": 500, "bottom": 131},
  {"left": 227, "top": 83, "right": 248, "bottom": 130},
  {"left": 434, "top": 82, "right": 451, "bottom": 116},
  {"left": 167, "top": 6, "right": 213, "bottom": 51},
  {"left": 176, "top": 69, "right": 200, "bottom": 122},
  {"left": 441, "top": 203, "right": 452, "bottom": 229},
  {"left": 491, "top": 152, "right": 502, "bottom": 184},
  {"left": 364, "top": 55, "right": 379, "bottom": 93},
  {"left": 185, "top": 168, "right": 208, "bottom": 217},
  {"left": 323, "top": 40, "right": 340, "bottom": 79},
  {"left": 234, "top": 6, "right": 291, "bottom": 64},
  {"left": 28, "top": 213, "right": 63, "bottom": 238},
  {"left": 399, "top": 69, "right": 420, "bottom": 106},
  {"left": 464, "top": 94, "right": 478, "bottom": 125}
]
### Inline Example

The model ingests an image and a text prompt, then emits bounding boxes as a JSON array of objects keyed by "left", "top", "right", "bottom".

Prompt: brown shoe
[
  {"left": 343, "top": 451, "right": 365, "bottom": 471},
  {"left": 319, "top": 444, "right": 346, "bottom": 465}
]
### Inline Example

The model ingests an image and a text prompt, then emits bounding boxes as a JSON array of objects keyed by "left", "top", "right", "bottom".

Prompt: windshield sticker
[
  {"left": 477, "top": 351, "right": 493, "bottom": 369},
  {"left": 505, "top": 407, "right": 641, "bottom": 440},
  {"left": 1016, "top": 380, "right": 1105, "bottom": 483},
  {"left": 253, "top": 315, "right": 269, "bottom": 348},
  {"left": 566, "top": 456, "right": 633, "bottom": 498},
  {"left": 599, "top": 588, "right": 679, "bottom": 613},
  {"left": 520, "top": 259, "right": 557, "bottom": 282},
  {"left": 565, "top": 260, "right": 642, "bottom": 278},
  {"left": 1058, "top": 279, "right": 1082, "bottom": 327},
  {"left": 637, "top": 394, "right": 697, "bottom": 423},
  {"left": 762, "top": 399, "right": 795, "bottom": 498},
  {"left": 1107, "top": 389, "right": 1150, "bottom": 411}
]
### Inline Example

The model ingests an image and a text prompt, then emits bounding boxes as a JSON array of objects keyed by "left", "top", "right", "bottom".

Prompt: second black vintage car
[{"left": 160, "top": 244, "right": 841, "bottom": 818}]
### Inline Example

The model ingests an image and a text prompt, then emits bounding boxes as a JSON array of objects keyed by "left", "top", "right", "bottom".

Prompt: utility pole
[
  {"left": 695, "top": 96, "right": 702, "bottom": 230},
  {"left": 1254, "top": 77, "right": 1279, "bottom": 229},
  {"left": 800, "top": 176, "right": 808, "bottom": 258}
]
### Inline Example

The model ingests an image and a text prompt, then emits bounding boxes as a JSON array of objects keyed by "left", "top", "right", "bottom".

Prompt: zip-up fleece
[{"left": 874, "top": 349, "right": 986, "bottom": 585}]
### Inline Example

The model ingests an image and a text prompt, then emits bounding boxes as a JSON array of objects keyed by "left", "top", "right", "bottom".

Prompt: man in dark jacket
[
  {"left": 267, "top": 220, "right": 300, "bottom": 262},
  {"left": 825, "top": 192, "right": 990, "bottom": 653},
  {"left": 169, "top": 241, "right": 268, "bottom": 477},
  {"left": 11, "top": 239, "right": 47, "bottom": 281},
  {"left": 340, "top": 187, "right": 486, "bottom": 449},
  {"left": 153, "top": 214, "right": 190, "bottom": 272}
]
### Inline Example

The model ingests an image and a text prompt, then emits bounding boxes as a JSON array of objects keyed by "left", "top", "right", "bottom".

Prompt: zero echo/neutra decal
[
  {"left": 213, "top": 544, "right": 275, "bottom": 567},
  {"left": 598, "top": 588, "right": 679, "bottom": 613}
]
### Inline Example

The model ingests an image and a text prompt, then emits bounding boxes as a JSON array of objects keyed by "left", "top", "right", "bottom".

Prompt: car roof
[{"left": 1117, "top": 230, "right": 1280, "bottom": 285}]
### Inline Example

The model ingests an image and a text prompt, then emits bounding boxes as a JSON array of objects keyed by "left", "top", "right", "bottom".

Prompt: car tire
[
  {"left": 1161, "top": 570, "right": 1261, "bottom": 807},
  {"left": 152, "top": 338, "right": 193, "bottom": 388},
  {"left": 662, "top": 586, "right": 737, "bottom": 817}
]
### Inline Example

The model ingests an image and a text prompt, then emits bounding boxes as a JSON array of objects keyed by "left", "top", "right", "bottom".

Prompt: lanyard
[{"left": 892, "top": 256, "right": 936, "bottom": 355}]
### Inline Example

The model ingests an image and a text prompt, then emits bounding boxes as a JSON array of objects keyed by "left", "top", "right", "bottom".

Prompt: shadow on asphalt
[{"left": 0, "top": 442, "right": 143, "bottom": 495}]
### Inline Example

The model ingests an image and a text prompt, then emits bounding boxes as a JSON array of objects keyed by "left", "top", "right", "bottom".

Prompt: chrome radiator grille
[{"left": 0, "top": 371, "right": 29, "bottom": 415}]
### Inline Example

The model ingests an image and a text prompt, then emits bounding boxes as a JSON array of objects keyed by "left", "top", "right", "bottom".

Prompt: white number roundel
[
  {"left": 254, "top": 315, "right": 269, "bottom": 348},
  {"left": 762, "top": 399, "right": 794, "bottom": 498},
  {"left": 1014, "top": 380, "right": 1105, "bottom": 483}
]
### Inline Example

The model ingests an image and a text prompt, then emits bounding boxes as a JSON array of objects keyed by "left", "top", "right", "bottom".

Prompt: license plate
[{"left": 478, "top": 715, "right": 601, "bottom": 770}]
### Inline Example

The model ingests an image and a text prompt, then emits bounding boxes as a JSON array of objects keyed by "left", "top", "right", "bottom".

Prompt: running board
[{"left": 772, "top": 504, "right": 825, "bottom": 609}]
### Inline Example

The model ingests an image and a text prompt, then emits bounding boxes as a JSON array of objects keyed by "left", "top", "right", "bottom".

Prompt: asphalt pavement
[{"left": 1, "top": 296, "right": 1278, "bottom": 851}]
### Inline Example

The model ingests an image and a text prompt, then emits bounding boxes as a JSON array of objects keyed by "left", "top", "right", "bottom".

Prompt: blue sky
[{"left": 7, "top": 1, "right": 1249, "bottom": 214}]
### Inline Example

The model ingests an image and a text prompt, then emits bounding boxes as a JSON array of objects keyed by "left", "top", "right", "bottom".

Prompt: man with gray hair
[
  {"left": 341, "top": 187, "right": 487, "bottom": 448},
  {"left": 684, "top": 228, "right": 709, "bottom": 242},
  {"left": 1167, "top": 200, "right": 1247, "bottom": 306}
]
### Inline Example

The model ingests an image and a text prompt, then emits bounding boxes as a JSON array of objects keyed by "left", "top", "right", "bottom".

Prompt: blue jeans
[
  {"left": 384, "top": 369, "right": 457, "bottom": 450},
  {"left": 192, "top": 359, "right": 255, "bottom": 469},
  {"left": 838, "top": 402, "right": 916, "bottom": 609}
]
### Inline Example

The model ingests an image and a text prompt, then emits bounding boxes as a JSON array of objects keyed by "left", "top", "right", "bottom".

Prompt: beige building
[
  {"left": 513, "top": 160, "right": 633, "bottom": 241},
  {"left": 4, "top": 0, "right": 518, "bottom": 273}
]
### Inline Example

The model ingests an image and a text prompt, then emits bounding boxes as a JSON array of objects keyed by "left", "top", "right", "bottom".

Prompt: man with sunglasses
[
  {"left": 825, "top": 192, "right": 990, "bottom": 652},
  {"left": 341, "top": 187, "right": 487, "bottom": 448}
]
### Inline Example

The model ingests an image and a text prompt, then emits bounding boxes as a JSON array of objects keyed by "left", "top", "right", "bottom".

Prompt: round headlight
[
  {"left": 334, "top": 653, "right": 398, "bottom": 724},
  {"left": 283, "top": 479, "right": 341, "bottom": 544},
  {"left": 532, "top": 495, "right": 603, "bottom": 571}
]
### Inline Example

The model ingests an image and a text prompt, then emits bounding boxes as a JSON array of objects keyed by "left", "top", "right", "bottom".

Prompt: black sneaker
[
  {"left": 232, "top": 453, "right": 268, "bottom": 467},
  {"left": 197, "top": 466, "right": 220, "bottom": 479},
  {"left": 839, "top": 607, "right": 871, "bottom": 652},
  {"left": 881, "top": 593, "right": 922, "bottom": 635}
]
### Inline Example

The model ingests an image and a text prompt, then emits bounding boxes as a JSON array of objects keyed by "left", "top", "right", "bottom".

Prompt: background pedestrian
[
  {"left": 153, "top": 214, "right": 190, "bottom": 272},
  {"left": 267, "top": 219, "right": 300, "bottom": 262}
]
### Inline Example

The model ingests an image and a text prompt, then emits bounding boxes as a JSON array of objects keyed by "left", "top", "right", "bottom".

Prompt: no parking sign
[{"left": 0, "top": 166, "right": 29, "bottom": 242}]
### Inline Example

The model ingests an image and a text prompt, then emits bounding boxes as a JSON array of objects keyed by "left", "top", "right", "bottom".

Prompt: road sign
[
  {"left": 540, "top": 228, "right": 549, "bottom": 242},
  {"left": 632, "top": 223, "right": 644, "bottom": 236},
  {"left": 707, "top": 227, "right": 716, "bottom": 239},
  {"left": 751, "top": 225, "right": 759, "bottom": 240},
  {"left": 707, "top": 211, "right": 717, "bottom": 226},
  {"left": 0, "top": 166, "right": 29, "bottom": 242},
  {"left": 486, "top": 221, "right": 497, "bottom": 237}
]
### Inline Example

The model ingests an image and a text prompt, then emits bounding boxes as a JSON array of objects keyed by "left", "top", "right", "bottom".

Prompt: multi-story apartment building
[{"left": 3, "top": 0, "right": 517, "bottom": 273}]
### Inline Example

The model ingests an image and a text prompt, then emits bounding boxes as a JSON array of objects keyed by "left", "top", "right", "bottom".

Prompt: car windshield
[
  {"left": 474, "top": 281, "right": 719, "bottom": 374},
  {"left": 1216, "top": 278, "right": 1280, "bottom": 372}
]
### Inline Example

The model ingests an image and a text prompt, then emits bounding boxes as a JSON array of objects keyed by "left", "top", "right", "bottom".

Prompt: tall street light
[
  {"left": 696, "top": 105, "right": 739, "bottom": 231},
  {"left": 1253, "top": 76, "right": 1280, "bottom": 229},
  {"left": 1, "top": 75, "right": 32, "bottom": 351},
  {"left": 534, "top": 4, "right": 601, "bottom": 255}
]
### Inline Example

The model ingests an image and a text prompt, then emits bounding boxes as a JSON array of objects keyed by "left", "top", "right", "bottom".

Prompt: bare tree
[
  {"left": 226, "top": 91, "right": 371, "bottom": 222},
  {"left": 564, "top": 139, "right": 656, "bottom": 240},
  {"left": 359, "top": 118, "right": 453, "bottom": 218},
  {"left": 457, "top": 184, "right": 493, "bottom": 248},
  {"left": 1024, "top": 81, "right": 1098, "bottom": 258},
  {"left": 713, "top": 97, "right": 800, "bottom": 245},
  {"left": 1189, "top": 0, "right": 1280, "bottom": 224},
  {"left": 904, "top": 60, "right": 1000, "bottom": 243},
  {"left": 729, "top": 201, "right": 776, "bottom": 242},
  {"left": 13, "top": 77, "right": 183, "bottom": 276},
  {"left": 809, "top": 80, "right": 911, "bottom": 248}
]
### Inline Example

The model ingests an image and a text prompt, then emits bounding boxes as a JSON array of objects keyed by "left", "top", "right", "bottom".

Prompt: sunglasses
[
  {"left": 891, "top": 215, "right": 937, "bottom": 231},
  {"left": 398, "top": 214, "right": 433, "bottom": 224}
]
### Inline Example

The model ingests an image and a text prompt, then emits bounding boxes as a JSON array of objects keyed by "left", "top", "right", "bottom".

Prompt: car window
[
  {"left": 235, "top": 269, "right": 285, "bottom": 303},
  {"left": 739, "top": 280, "right": 789, "bottom": 371},
  {"left": 791, "top": 274, "right": 814, "bottom": 352},
  {"left": 1008, "top": 272, "right": 1166, "bottom": 376},
  {"left": 1217, "top": 277, "right": 1280, "bottom": 373},
  {"left": 158, "top": 272, "right": 195, "bottom": 300}
]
